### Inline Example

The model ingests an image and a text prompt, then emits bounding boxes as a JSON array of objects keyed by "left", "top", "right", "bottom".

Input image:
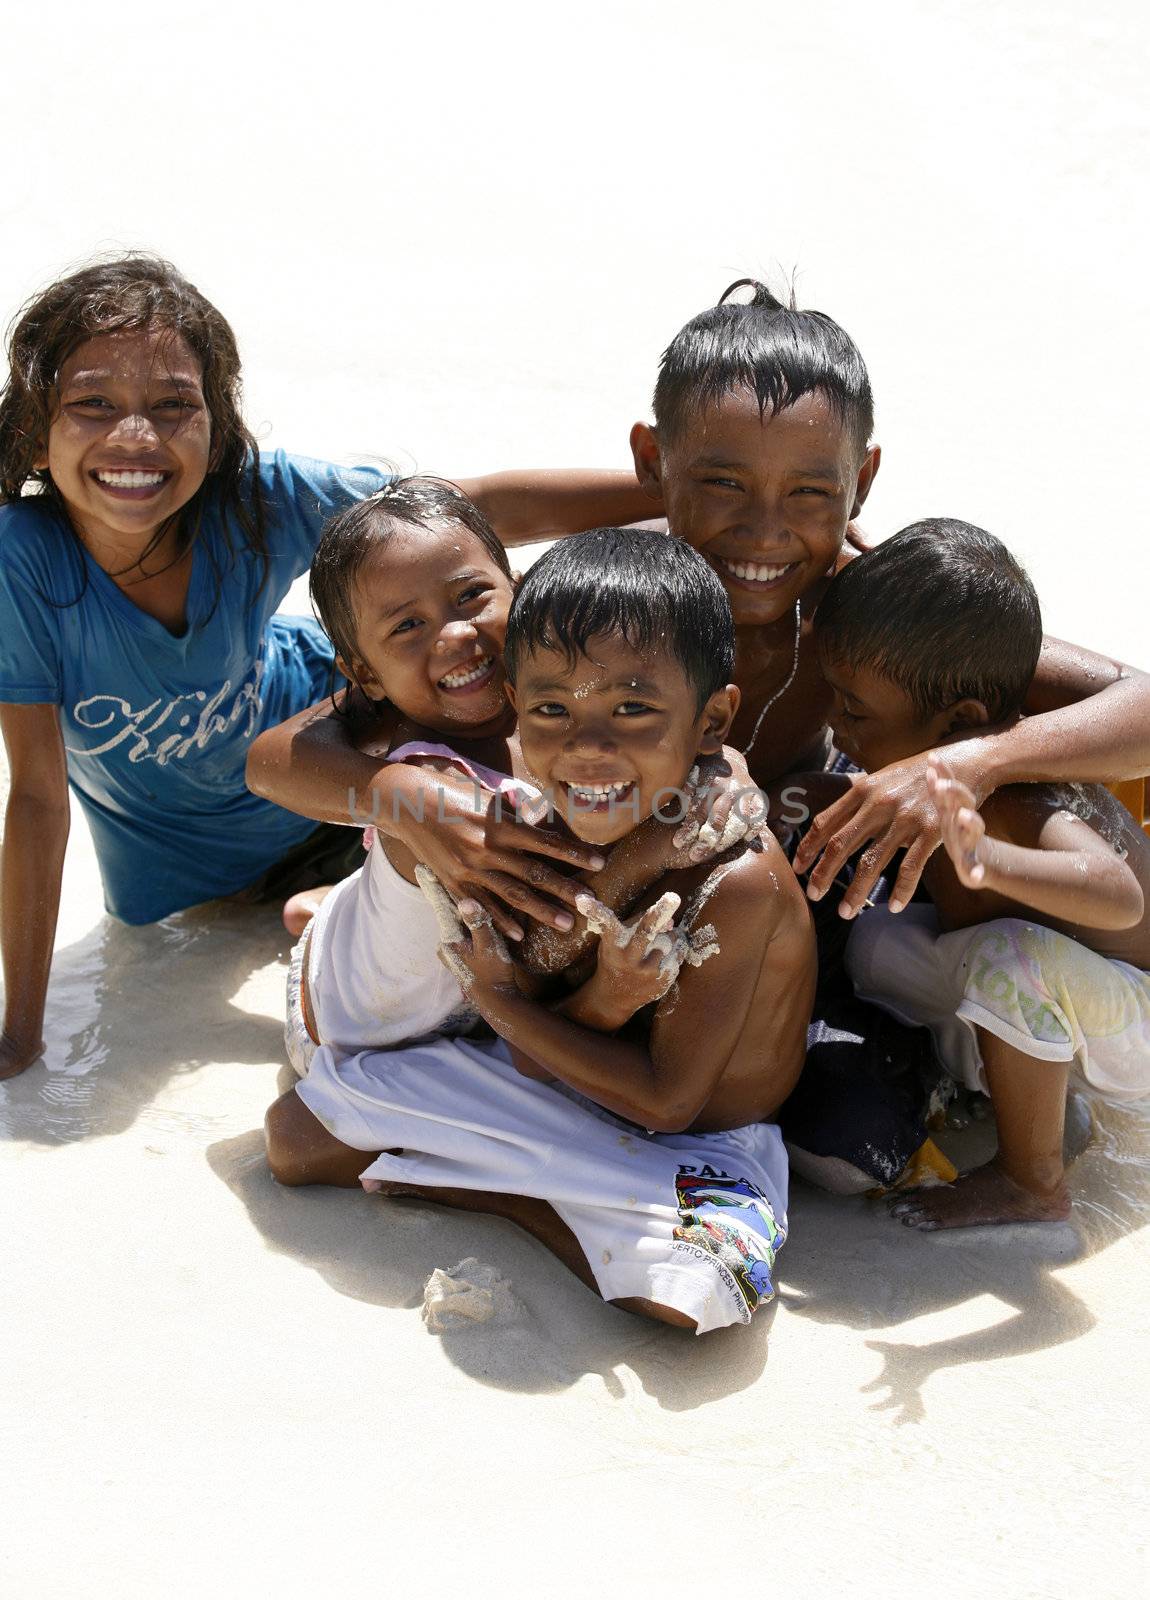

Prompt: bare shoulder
[
  {"left": 675, "top": 835, "right": 812, "bottom": 968},
  {"left": 989, "top": 781, "right": 1144, "bottom": 857}
]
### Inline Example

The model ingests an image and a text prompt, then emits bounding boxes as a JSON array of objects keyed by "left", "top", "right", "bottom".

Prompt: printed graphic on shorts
[{"left": 673, "top": 1166, "right": 784, "bottom": 1314}]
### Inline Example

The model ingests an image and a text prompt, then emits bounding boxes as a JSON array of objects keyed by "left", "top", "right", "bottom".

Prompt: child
[
  {"left": 282, "top": 475, "right": 538, "bottom": 1077},
  {"left": 812, "top": 519, "right": 1150, "bottom": 1227},
  {"left": 266, "top": 529, "right": 817, "bottom": 1334},
  {"left": 628, "top": 280, "right": 1150, "bottom": 915},
  {"left": 264, "top": 278, "right": 1150, "bottom": 1189},
  {"left": 0, "top": 253, "right": 652, "bottom": 1079}
]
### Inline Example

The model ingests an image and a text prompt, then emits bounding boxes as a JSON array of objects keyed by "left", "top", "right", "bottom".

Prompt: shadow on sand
[
  {"left": 207, "top": 1121, "right": 778, "bottom": 1411},
  {"left": 207, "top": 1094, "right": 1149, "bottom": 1418}
]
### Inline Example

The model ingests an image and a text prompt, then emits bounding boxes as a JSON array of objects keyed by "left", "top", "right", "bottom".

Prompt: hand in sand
[
  {"left": 927, "top": 753, "right": 992, "bottom": 889},
  {"left": 668, "top": 749, "right": 768, "bottom": 866},
  {"left": 439, "top": 898, "right": 518, "bottom": 998}
]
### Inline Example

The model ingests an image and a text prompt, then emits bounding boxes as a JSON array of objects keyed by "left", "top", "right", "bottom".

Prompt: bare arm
[
  {"left": 446, "top": 856, "right": 792, "bottom": 1132},
  {"left": 930, "top": 758, "right": 1144, "bottom": 930},
  {"left": 452, "top": 469, "right": 659, "bottom": 548},
  {"left": 797, "top": 637, "right": 1150, "bottom": 916},
  {"left": 1, "top": 704, "right": 70, "bottom": 1078}
]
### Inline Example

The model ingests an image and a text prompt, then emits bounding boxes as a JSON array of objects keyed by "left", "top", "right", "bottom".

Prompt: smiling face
[
  {"left": 631, "top": 387, "right": 879, "bottom": 629},
  {"left": 340, "top": 522, "right": 515, "bottom": 735},
  {"left": 44, "top": 328, "right": 212, "bottom": 556},
  {"left": 821, "top": 657, "right": 957, "bottom": 772},
  {"left": 507, "top": 633, "right": 738, "bottom": 846}
]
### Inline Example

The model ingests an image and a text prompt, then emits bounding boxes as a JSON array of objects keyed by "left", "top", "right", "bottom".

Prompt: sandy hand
[
  {"left": 574, "top": 889, "right": 691, "bottom": 1008},
  {"left": 438, "top": 895, "right": 517, "bottom": 994},
  {"left": 927, "top": 753, "right": 991, "bottom": 888},
  {"left": 670, "top": 755, "right": 769, "bottom": 865}
]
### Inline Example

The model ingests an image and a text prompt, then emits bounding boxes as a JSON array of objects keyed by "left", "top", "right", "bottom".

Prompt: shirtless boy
[
  {"left": 811, "top": 519, "right": 1150, "bottom": 1228},
  {"left": 266, "top": 529, "right": 816, "bottom": 1333}
]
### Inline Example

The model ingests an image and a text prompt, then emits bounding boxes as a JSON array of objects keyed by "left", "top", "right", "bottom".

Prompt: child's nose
[
  {"left": 435, "top": 619, "right": 478, "bottom": 651},
  {"left": 566, "top": 719, "right": 617, "bottom": 754},
  {"left": 110, "top": 411, "right": 163, "bottom": 447}
]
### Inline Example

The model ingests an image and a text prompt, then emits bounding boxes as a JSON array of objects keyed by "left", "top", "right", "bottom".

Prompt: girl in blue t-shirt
[{"left": 0, "top": 253, "right": 651, "bottom": 1079}]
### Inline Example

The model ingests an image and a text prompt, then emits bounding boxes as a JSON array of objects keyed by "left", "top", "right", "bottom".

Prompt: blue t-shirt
[{"left": 0, "top": 451, "right": 391, "bottom": 923}]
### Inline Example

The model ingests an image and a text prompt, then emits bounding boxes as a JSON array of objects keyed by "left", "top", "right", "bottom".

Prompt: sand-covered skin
[{"left": 2, "top": 751, "right": 1148, "bottom": 1598}]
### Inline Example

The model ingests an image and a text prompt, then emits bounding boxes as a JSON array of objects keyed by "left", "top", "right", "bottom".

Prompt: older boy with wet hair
[
  {"left": 625, "top": 278, "right": 1150, "bottom": 1189},
  {"left": 266, "top": 529, "right": 815, "bottom": 1334},
  {"left": 813, "top": 519, "right": 1150, "bottom": 1228},
  {"left": 631, "top": 282, "right": 1150, "bottom": 909}
]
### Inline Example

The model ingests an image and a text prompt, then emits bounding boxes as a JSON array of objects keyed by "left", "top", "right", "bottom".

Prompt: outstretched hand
[
  {"left": 793, "top": 745, "right": 988, "bottom": 916},
  {"left": 927, "top": 753, "right": 992, "bottom": 889}
]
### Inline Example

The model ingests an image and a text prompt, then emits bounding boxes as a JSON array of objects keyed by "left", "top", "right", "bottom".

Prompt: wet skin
[
  {"left": 826, "top": 659, "right": 1150, "bottom": 1227},
  {"left": 506, "top": 634, "right": 739, "bottom": 850},
  {"left": 631, "top": 387, "right": 879, "bottom": 782},
  {"left": 44, "top": 328, "right": 212, "bottom": 574}
]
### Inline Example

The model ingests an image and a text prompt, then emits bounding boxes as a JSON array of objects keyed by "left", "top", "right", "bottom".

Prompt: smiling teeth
[
  {"left": 96, "top": 470, "right": 167, "bottom": 488},
  {"left": 720, "top": 558, "right": 793, "bottom": 582},
  {"left": 439, "top": 656, "right": 493, "bottom": 689},
  {"left": 568, "top": 781, "right": 632, "bottom": 801}
]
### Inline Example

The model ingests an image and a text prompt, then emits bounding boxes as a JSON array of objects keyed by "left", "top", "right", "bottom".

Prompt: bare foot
[
  {"left": 887, "top": 1160, "right": 1071, "bottom": 1230},
  {"left": 282, "top": 885, "right": 333, "bottom": 937}
]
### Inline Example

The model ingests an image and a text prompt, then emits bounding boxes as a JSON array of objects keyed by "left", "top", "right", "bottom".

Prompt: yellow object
[
  {"left": 1107, "top": 776, "right": 1150, "bottom": 836},
  {"left": 874, "top": 1136, "right": 959, "bottom": 1195}
]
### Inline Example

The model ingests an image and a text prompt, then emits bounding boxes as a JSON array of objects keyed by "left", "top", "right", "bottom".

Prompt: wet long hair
[
  {"left": 654, "top": 277, "right": 874, "bottom": 453},
  {"left": 0, "top": 253, "right": 267, "bottom": 604}
]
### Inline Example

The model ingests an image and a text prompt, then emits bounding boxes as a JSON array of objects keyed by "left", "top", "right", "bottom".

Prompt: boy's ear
[
  {"left": 939, "top": 697, "right": 992, "bottom": 739},
  {"left": 504, "top": 680, "right": 519, "bottom": 713},
  {"left": 849, "top": 443, "right": 881, "bottom": 519},
  {"left": 696, "top": 684, "right": 741, "bottom": 755},
  {"left": 510, "top": 570, "right": 523, "bottom": 591},
  {"left": 629, "top": 421, "right": 664, "bottom": 500}
]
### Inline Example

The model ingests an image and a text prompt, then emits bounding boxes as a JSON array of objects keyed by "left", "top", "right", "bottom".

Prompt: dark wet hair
[
  {"left": 814, "top": 519, "right": 1043, "bottom": 721},
  {"left": 505, "top": 527, "right": 734, "bottom": 712},
  {"left": 653, "top": 278, "right": 873, "bottom": 454},
  {"left": 0, "top": 252, "right": 266, "bottom": 601},
  {"left": 310, "top": 476, "right": 512, "bottom": 670}
]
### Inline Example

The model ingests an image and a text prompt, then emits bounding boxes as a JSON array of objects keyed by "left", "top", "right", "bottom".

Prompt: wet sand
[{"left": 2, "top": 746, "right": 1147, "bottom": 1597}]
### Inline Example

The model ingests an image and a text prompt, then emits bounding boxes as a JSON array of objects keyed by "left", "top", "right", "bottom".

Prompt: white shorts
[
  {"left": 846, "top": 904, "right": 1150, "bottom": 1101},
  {"left": 296, "top": 1034, "right": 789, "bottom": 1335},
  {"left": 284, "top": 930, "right": 317, "bottom": 1079}
]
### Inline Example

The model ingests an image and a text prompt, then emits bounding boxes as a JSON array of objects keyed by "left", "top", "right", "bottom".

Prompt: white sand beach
[
  {"left": 2, "top": 3, "right": 1149, "bottom": 1594},
  {"left": 3, "top": 787, "right": 1148, "bottom": 1595}
]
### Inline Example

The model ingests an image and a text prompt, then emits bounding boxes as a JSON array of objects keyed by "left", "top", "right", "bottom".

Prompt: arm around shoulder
[{"left": 974, "top": 637, "right": 1150, "bottom": 788}]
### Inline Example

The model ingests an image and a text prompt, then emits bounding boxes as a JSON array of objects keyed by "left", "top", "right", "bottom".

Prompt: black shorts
[{"left": 232, "top": 823, "right": 367, "bottom": 905}]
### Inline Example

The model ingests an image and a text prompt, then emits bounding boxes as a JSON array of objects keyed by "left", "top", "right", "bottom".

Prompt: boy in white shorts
[
  {"left": 266, "top": 528, "right": 817, "bottom": 1332},
  {"left": 809, "top": 519, "right": 1150, "bottom": 1229}
]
